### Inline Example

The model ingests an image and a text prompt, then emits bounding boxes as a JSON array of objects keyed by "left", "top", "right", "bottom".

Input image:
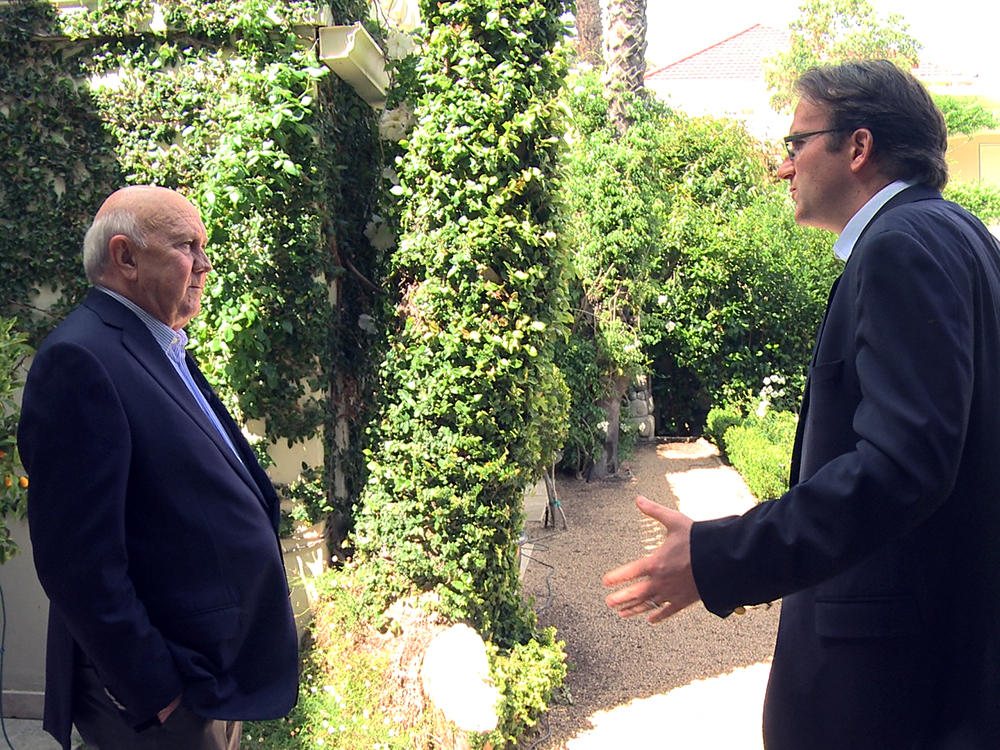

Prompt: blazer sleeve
[
  {"left": 691, "top": 222, "right": 976, "bottom": 615},
  {"left": 19, "top": 340, "right": 185, "bottom": 726}
]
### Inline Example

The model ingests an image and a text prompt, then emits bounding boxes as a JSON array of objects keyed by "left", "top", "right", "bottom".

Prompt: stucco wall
[{"left": 947, "top": 132, "right": 1000, "bottom": 184}]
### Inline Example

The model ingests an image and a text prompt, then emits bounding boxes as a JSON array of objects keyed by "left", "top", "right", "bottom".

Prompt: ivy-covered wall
[{"left": 0, "top": 0, "right": 383, "bottom": 529}]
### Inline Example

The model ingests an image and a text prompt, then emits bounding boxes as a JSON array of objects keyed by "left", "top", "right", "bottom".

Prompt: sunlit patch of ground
[{"left": 565, "top": 661, "right": 770, "bottom": 750}]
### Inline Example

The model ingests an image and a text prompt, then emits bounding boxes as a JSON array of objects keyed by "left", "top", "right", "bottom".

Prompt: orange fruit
[{"left": 19, "top": 476, "right": 28, "bottom": 488}]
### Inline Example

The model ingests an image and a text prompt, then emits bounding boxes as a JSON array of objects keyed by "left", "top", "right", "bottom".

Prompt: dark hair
[{"left": 794, "top": 60, "right": 948, "bottom": 191}]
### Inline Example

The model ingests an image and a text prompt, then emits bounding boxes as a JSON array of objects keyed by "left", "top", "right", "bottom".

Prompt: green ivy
[
  {"left": 1, "top": 0, "right": 381, "bottom": 537},
  {"left": 355, "top": 0, "right": 573, "bottom": 650}
]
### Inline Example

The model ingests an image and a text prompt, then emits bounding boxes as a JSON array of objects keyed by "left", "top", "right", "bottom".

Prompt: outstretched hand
[{"left": 603, "top": 495, "right": 700, "bottom": 624}]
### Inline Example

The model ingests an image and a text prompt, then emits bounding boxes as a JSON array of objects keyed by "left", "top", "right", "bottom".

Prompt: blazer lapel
[{"left": 84, "top": 291, "right": 269, "bottom": 507}]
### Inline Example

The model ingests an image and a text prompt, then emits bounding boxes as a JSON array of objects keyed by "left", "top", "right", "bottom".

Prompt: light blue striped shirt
[{"left": 95, "top": 286, "right": 243, "bottom": 462}]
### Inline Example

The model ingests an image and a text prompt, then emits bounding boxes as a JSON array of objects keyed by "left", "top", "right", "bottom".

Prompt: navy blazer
[
  {"left": 691, "top": 187, "right": 1000, "bottom": 749},
  {"left": 18, "top": 290, "right": 299, "bottom": 750}
]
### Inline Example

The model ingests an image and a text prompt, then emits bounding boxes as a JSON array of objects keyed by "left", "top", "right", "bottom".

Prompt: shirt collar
[
  {"left": 832, "top": 179, "right": 914, "bottom": 261},
  {"left": 95, "top": 286, "right": 187, "bottom": 356}
]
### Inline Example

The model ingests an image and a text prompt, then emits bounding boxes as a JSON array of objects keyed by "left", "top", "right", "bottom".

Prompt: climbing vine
[
  {"left": 0, "top": 316, "right": 31, "bottom": 563},
  {"left": 355, "top": 0, "right": 573, "bottom": 648},
  {"left": 0, "top": 1, "right": 382, "bottom": 534}
]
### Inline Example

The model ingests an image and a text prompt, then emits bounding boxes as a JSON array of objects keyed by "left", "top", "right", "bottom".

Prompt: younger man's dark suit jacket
[
  {"left": 691, "top": 186, "right": 1000, "bottom": 749},
  {"left": 18, "top": 289, "right": 299, "bottom": 750}
]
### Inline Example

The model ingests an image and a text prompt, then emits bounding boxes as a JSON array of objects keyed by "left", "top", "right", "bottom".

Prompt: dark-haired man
[
  {"left": 604, "top": 60, "right": 1000, "bottom": 748},
  {"left": 18, "top": 186, "right": 299, "bottom": 750}
]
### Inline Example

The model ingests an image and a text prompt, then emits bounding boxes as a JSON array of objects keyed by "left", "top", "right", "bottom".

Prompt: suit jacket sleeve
[
  {"left": 20, "top": 340, "right": 184, "bottom": 725},
  {"left": 691, "top": 212, "right": 977, "bottom": 615}
]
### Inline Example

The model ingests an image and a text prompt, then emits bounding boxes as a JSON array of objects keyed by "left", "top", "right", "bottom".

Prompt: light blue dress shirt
[{"left": 95, "top": 286, "right": 243, "bottom": 462}]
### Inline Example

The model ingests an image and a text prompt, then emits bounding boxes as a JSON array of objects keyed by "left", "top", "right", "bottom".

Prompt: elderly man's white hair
[{"left": 82, "top": 205, "right": 146, "bottom": 283}]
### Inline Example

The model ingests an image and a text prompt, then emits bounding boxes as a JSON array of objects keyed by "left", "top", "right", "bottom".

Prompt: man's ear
[
  {"left": 108, "top": 235, "right": 139, "bottom": 280},
  {"left": 849, "top": 128, "right": 876, "bottom": 174}
]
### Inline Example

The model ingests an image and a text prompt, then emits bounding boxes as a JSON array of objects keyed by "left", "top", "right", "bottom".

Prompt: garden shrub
[
  {"left": 650, "top": 185, "right": 839, "bottom": 431},
  {"left": 716, "top": 409, "right": 797, "bottom": 502},
  {"left": 561, "top": 77, "right": 841, "bottom": 438},
  {"left": 355, "top": 0, "right": 572, "bottom": 673},
  {"left": 944, "top": 180, "right": 1000, "bottom": 226},
  {"left": 480, "top": 626, "right": 567, "bottom": 749},
  {"left": 243, "top": 571, "right": 434, "bottom": 750},
  {"left": 0, "top": 316, "right": 31, "bottom": 563},
  {"left": 704, "top": 405, "right": 741, "bottom": 449}
]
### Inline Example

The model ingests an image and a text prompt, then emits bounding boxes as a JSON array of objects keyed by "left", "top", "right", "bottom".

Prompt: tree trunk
[
  {"left": 589, "top": 373, "right": 629, "bottom": 480},
  {"left": 603, "top": 0, "right": 648, "bottom": 135},
  {"left": 575, "top": 0, "right": 603, "bottom": 68}
]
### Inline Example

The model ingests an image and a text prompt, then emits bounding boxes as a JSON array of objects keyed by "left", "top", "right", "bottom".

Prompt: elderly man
[
  {"left": 18, "top": 186, "right": 298, "bottom": 750},
  {"left": 605, "top": 61, "right": 1000, "bottom": 749}
]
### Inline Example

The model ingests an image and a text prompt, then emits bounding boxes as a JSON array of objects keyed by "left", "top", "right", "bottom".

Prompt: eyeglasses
[{"left": 782, "top": 129, "right": 843, "bottom": 160}]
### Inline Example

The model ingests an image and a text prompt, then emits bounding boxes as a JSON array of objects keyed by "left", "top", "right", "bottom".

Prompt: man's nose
[
  {"left": 194, "top": 250, "right": 212, "bottom": 274},
  {"left": 776, "top": 157, "right": 794, "bottom": 181}
]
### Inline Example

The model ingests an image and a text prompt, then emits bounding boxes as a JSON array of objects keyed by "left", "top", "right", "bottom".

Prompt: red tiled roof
[
  {"left": 645, "top": 24, "right": 790, "bottom": 81},
  {"left": 645, "top": 24, "right": 976, "bottom": 86}
]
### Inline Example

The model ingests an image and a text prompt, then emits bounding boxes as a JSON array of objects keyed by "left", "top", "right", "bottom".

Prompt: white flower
[
  {"left": 385, "top": 30, "right": 416, "bottom": 60},
  {"left": 149, "top": 3, "right": 167, "bottom": 33},
  {"left": 364, "top": 219, "right": 396, "bottom": 250},
  {"left": 381, "top": 166, "right": 400, "bottom": 185},
  {"left": 358, "top": 314, "right": 376, "bottom": 333},
  {"left": 378, "top": 103, "right": 415, "bottom": 142}
]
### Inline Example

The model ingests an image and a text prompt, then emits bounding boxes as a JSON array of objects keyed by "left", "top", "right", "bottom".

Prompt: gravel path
[{"left": 520, "top": 439, "right": 781, "bottom": 749}]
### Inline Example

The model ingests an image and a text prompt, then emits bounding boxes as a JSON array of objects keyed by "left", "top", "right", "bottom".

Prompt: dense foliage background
[
  {"left": 3, "top": 1, "right": 999, "bottom": 744},
  {"left": 355, "top": 0, "right": 572, "bottom": 647},
  {"left": 559, "top": 71, "right": 842, "bottom": 448}
]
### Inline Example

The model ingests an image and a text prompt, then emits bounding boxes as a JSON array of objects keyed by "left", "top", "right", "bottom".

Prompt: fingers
[
  {"left": 602, "top": 556, "right": 652, "bottom": 588},
  {"left": 602, "top": 495, "right": 699, "bottom": 626},
  {"left": 608, "top": 593, "right": 667, "bottom": 619},
  {"left": 649, "top": 597, "right": 690, "bottom": 624}
]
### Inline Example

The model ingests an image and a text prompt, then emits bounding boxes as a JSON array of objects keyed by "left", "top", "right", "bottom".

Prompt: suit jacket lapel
[
  {"left": 83, "top": 290, "right": 269, "bottom": 507},
  {"left": 791, "top": 186, "right": 943, "bottom": 486}
]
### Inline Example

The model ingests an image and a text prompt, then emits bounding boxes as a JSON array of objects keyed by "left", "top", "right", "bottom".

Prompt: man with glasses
[{"left": 605, "top": 60, "right": 1000, "bottom": 749}]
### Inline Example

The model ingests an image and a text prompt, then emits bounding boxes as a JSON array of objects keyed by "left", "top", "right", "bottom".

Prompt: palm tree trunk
[
  {"left": 603, "top": 0, "right": 648, "bottom": 135},
  {"left": 575, "top": 0, "right": 603, "bottom": 68}
]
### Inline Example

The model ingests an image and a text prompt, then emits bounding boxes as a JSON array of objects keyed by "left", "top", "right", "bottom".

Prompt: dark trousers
[{"left": 72, "top": 664, "right": 240, "bottom": 750}]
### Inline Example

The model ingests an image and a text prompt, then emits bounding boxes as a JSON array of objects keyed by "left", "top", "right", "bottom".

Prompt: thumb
[{"left": 635, "top": 495, "right": 676, "bottom": 527}]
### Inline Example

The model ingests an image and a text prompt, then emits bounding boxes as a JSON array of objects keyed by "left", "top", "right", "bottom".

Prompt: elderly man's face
[{"left": 130, "top": 194, "right": 211, "bottom": 330}]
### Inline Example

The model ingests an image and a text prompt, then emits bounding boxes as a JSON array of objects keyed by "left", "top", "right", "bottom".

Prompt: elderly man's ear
[{"left": 108, "top": 234, "right": 139, "bottom": 280}]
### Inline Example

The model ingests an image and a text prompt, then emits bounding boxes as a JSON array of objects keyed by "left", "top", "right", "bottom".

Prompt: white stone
[{"left": 421, "top": 624, "right": 500, "bottom": 732}]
